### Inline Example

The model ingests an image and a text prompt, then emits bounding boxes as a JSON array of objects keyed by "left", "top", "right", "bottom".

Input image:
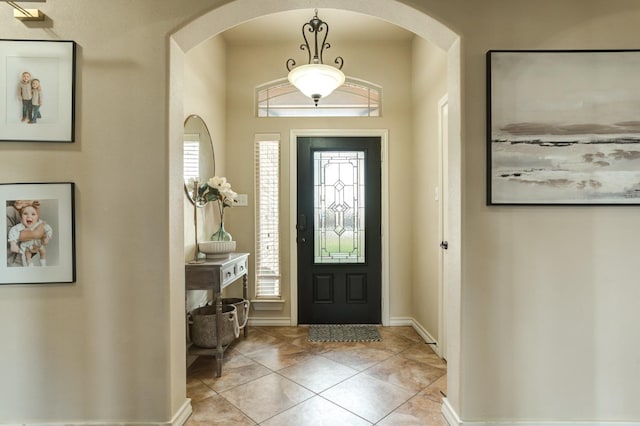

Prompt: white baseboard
[
  {"left": 442, "top": 397, "right": 462, "bottom": 425},
  {"left": 250, "top": 299, "right": 286, "bottom": 311},
  {"left": 410, "top": 318, "right": 441, "bottom": 357},
  {"left": 247, "top": 316, "right": 292, "bottom": 326},
  {"left": 388, "top": 316, "right": 413, "bottom": 326},
  {"left": 388, "top": 316, "right": 441, "bottom": 356},
  {"left": 441, "top": 398, "right": 640, "bottom": 426},
  {"left": 14, "top": 399, "right": 193, "bottom": 426},
  {"left": 172, "top": 398, "right": 193, "bottom": 425}
]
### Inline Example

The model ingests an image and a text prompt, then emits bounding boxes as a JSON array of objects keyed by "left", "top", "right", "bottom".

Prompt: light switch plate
[
  {"left": 13, "top": 9, "right": 44, "bottom": 20},
  {"left": 236, "top": 194, "right": 248, "bottom": 206}
]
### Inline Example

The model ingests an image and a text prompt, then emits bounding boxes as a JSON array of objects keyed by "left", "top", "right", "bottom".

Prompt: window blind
[
  {"left": 183, "top": 137, "right": 200, "bottom": 181},
  {"left": 255, "top": 138, "right": 281, "bottom": 298}
]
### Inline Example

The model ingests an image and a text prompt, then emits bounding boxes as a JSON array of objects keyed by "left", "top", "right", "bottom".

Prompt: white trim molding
[
  {"left": 172, "top": 399, "right": 193, "bottom": 425},
  {"left": 389, "top": 316, "right": 413, "bottom": 326},
  {"left": 13, "top": 399, "right": 193, "bottom": 426},
  {"left": 289, "top": 129, "right": 390, "bottom": 327},
  {"left": 247, "top": 316, "right": 293, "bottom": 326},
  {"left": 389, "top": 317, "right": 441, "bottom": 356},
  {"left": 250, "top": 299, "right": 286, "bottom": 311},
  {"left": 442, "top": 398, "right": 462, "bottom": 426},
  {"left": 441, "top": 399, "right": 640, "bottom": 426},
  {"left": 411, "top": 318, "right": 441, "bottom": 357}
]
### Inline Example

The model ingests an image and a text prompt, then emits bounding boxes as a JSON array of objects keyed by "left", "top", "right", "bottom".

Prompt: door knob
[
  {"left": 297, "top": 237, "right": 306, "bottom": 243},
  {"left": 440, "top": 241, "right": 448, "bottom": 250}
]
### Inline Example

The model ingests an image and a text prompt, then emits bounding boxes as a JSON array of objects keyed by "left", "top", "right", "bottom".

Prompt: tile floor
[{"left": 186, "top": 325, "right": 448, "bottom": 425}]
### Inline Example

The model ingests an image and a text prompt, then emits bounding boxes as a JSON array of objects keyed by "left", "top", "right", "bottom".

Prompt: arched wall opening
[{"left": 168, "top": 0, "right": 463, "bottom": 415}]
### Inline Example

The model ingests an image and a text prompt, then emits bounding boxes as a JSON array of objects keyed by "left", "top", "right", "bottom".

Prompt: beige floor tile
[
  {"left": 185, "top": 394, "right": 256, "bottom": 426},
  {"left": 278, "top": 355, "right": 358, "bottom": 392},
  {"left": 261, "top": 396, "right": 372, "bottom": 426},
  {"left": 186, "top": 378, "right": 217, "bottom": 403},
  {"left": 377, "top": 392, "right": 448, "bottom": 426},
  {"left": 220, "top": 373, "right": 314, "bottom": 423},
  {"left": 187, "top": 355, "right": 219, "bottom": 380},
  {"left": 188, "top": 348, "right": 253, "bottom": 372},
  {"left": 369, "top": 329, "right": 416, "bottom": 354},
  {"left": 320, "top": 373, "right": 415, "bottom": 423},
  {"left": 320, "top": 345, "right": 395, "bottom": 371},
  {"left": 261, "top": 325, "right": 310, "bottom": 341},
  {"left": 363, "top": 354, "right": 446, "bottom": 393},
  {"left": 267, "top": 328, "right": 338, "bottom": 353},
  {"left": 187, "top": 348, "right": 258, "bottom": 379},
  {"left": 285, "top": 335, "right": 334, "bottom": 354},
  {"left": 380, "top": 326, "right": 424, "bottom": 343},
  {"left": 421, "top": 374, "right": 447, "bottom": 403},
  {"left": 228, "top": 330, "right": 283, "bottom": 355},
  {"left": 246, "top": 342, "right": 315, "bottom": 371},
  {"left": 196, "top": 352, "right": 273, "bottom": 393},
  {"left": 400, "top": 343, "right": 448, "bottom": 368}
]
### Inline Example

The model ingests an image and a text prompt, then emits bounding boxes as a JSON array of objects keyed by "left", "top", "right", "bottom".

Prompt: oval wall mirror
[{"left": 183, "top": 114, "right": 215, "bottom": 206}]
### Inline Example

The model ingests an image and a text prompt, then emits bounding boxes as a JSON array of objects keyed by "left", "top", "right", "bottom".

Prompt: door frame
[
  {"left": 438, "top": 94, "right": 449, "bottom": 360},
  {"left": 290, "top": 129, "right": 390, "bottom": 326}
]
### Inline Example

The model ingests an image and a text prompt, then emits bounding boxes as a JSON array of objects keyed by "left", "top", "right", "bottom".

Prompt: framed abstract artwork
[
  {"left": 2, "top": 182, "right": 76, "bottom": 284},
  {"left": 0, "top": 39, "right": 76, "bottom": 142},
  {"left": 487, "top": 50, "right": 640, "bottom": 205}
]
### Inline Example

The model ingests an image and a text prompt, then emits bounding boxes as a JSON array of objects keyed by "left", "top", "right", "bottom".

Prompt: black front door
[{"left": 297, "top": 136, "right": 382, "bottom": 324}]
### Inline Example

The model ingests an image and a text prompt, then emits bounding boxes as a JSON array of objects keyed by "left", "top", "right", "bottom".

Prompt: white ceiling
[{"left": 221, "top": 9, "right": 414, "bottom": 45}]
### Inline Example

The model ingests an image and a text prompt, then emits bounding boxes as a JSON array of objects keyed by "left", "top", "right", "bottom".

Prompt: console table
[{"left": 185, "top": 252, "right": 249, "bottom": 377}]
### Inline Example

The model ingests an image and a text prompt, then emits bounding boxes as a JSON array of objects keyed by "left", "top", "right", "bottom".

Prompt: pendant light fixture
[{"left": 286, "top": 9, "right": 345, "bottom": 106}]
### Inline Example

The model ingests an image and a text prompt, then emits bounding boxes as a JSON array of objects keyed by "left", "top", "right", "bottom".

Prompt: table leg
[
  {"left": 215, "top": 290, "right": 223, "bottom": 377},
  {"left": 243, "top": 273, "right": 249, "bottom": 337}
]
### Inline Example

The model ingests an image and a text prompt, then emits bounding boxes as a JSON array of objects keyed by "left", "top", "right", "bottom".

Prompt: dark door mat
[{"left": 308, "top": 324, "right": 382, "bottom": 342}]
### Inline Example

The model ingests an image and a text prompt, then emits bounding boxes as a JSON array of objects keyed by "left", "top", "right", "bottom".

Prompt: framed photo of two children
[
  {"left": 1, "top": 182, "right": 76, "bottom": 284},
  {"left": 0, "top": 39, "right": 76, "bottom": 142}
]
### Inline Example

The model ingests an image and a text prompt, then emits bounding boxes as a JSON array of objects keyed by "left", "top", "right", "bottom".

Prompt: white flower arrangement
[
  {"left": 187, "top": 176, "right": 239, "bottom": 241},
  {"left": 187, "top": 176, "right": 239, "bottom": 214}
]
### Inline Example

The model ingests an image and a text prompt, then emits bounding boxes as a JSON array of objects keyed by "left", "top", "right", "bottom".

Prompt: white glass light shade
[{"left": 287, "top": 63, "right": 345, "bottom": 104}]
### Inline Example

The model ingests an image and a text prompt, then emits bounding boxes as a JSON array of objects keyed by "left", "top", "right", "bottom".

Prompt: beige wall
[
  {"left": 183, "top": 36, "right": 227, "bottom": 313},
  {"left": 0, "top": 0, "right": 639, "bottom": 424},
  {"left": 0, "top": 1, "right": 208, "bottom": 422},
  {"left": 422, "top": 0, "right": 640, "bottom": 421}
]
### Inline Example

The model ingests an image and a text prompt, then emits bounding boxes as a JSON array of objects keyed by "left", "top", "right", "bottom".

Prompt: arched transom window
[{"left": 256, "top": 77, "right": 381, "bottom": 117}]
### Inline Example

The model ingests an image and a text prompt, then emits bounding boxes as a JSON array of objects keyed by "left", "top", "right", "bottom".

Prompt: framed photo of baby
[
  {"left": 1, "top": 182, "right": 76, "bottom": 284},
  {"left": 0, "top": 39, "right": 76, "bottom": 142}
]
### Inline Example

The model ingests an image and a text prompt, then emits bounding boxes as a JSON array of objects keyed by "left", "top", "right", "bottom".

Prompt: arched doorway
[{"left": 168, "top": 0, "right": 463, "bottom": 417}]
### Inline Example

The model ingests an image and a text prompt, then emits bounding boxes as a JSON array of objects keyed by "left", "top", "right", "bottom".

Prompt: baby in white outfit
[{"left": 8, "top": 203, "right": 52, "bottom": 267}]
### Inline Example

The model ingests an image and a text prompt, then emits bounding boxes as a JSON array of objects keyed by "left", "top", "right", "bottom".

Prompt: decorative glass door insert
[{"left": 313, "top": 151, "right": 365, "bottom": 263}]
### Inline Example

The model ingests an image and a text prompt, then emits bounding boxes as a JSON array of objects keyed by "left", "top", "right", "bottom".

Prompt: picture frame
[
  {"left": 487, "top": 50, "right": 640, "bottom": 205},
  {"left": 2, "top": 182, "right": 75, "bottom": 284},
  {"left": 0, "top": 39, "right": 76, "bottom": 142}
]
